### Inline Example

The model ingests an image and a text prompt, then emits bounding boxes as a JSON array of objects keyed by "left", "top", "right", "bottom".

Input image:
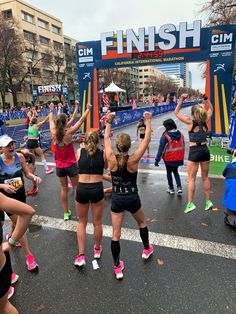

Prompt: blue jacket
[
  {"left": 155, "top": 130, "right": 184, "bottom": 166},
  {"left": 222, "top": 162, "right": 236, "bottom": 212}
]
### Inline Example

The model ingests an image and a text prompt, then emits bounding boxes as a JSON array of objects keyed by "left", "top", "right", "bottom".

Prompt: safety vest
[{"left": 162, "top": 132, "right": 185, "bottom": 162}]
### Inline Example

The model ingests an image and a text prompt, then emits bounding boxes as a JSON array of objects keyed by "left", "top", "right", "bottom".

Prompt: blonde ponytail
[{"left": 85, "top": 131, "right": 99, "bottom": 156}]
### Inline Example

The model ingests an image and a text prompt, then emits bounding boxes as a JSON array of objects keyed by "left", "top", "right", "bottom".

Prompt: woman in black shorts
[
  {"left": 104, "top": 111, "right": 154, "bottom": 280},
  {"left": 0, "top": 192, "right": 35, "bottom": 314},
  {"left": 175, "top": 93, "right": 213, "bottom": 214},
  {"left": 49, "top": 102, "right": 91, "bottom": 220},
  {"left": 74, "top": 130, "right": 107, "bottom": 267}
]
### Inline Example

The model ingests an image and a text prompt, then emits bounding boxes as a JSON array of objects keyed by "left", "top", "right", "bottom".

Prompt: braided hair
[{"left": 85, "top": 131, "right": 99, "bottom": 156}]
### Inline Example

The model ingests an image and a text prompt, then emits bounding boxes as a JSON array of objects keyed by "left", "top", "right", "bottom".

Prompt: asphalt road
[{"left": 3, "top": 107, "right": 236, "bottom": 314}]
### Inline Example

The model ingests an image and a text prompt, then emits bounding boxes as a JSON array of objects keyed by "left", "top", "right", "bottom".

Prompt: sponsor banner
[{"left": 77, "top": 22, "right": 236, "bottom": 135}]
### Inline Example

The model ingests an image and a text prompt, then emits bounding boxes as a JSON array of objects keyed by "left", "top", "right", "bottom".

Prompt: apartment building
[
  {"left": 0, "top": 0, "right": 66, "bottom": 105},
  {"left": 139, "top": 66, "right": 166, "bottom": 100}
]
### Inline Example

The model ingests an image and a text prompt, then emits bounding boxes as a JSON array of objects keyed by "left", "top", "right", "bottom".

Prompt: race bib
[{"left": 4, "top": 177, "right": 23, "bottom": 190}]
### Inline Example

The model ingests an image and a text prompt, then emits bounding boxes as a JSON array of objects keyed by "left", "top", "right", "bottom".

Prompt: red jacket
[{"left": 162, "top": 132, "right": 185, "bottom": 162}]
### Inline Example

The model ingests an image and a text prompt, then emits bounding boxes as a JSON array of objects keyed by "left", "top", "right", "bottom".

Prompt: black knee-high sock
[
  {"left": 140, "top": 226, "right": 149, "bottom": 249},
  {"left": 111, "top": 240, "right": 120, "bottom": 266}
]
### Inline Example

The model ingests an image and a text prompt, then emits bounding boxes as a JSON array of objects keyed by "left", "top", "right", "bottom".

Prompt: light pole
[{"left": 28, "top": 59, "right": 34, "bottom": 103}]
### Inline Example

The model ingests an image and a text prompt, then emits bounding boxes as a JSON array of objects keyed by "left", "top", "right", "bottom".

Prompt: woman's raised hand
[
  {"left": 87, "top": 103, "right": 92, "bottom": 110},
  {"left": 49, "top": 102, "right": 54, "bottom": 111},
  {"left": 108, "top": 112, "right": 116, "bottom": 122},
  {"left": 180, "top": 93, "right": 188, "bottom": 100},
  {"left": 143, "top": 111, "right": 152, "bottom": 120}
]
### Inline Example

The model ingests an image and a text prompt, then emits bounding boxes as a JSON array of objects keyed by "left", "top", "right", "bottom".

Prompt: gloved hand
[{"left": 154, "top": 160, "right": 159, "bottom": 167}]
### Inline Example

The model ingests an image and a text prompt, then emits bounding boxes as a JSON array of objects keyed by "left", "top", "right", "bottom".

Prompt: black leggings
[
  {"left": 165, "top": 165, "right": 181, "bottom": 189},
  {"left": 0, "top": 252, "right": 12, "bottom": 298}
]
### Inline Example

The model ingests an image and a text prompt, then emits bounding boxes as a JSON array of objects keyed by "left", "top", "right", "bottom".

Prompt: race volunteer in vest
[
  {"left": 0, "top": 135, "right": 41, "bottom": 271},
  {"left": 0, "top": 193, "right": 35, "bottom": 314},
  {"left": 222, "top": 149, "right": 236, "bottom": 228},
  {"left": 155, "top": 119, "right": 185, "bottom": 195},
  {"left": 49, "top": 102, "right": 92, "bottom": 221},
  {"left": 74, "top": 130, "right": 107, "bottom": 267},
  {"left": 26, "top": 112, "right": 54, "bottom": 174},
  {"left": 104, "top": 112, "right": 154, "bottom": 280},
  {"left": 174, "top": 93, "right": 213, "bottom": 214}
]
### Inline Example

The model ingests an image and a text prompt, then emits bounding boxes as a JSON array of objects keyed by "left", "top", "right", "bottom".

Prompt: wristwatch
[{"left": 8, "top": 237, "right": 17, "bottom": 246}]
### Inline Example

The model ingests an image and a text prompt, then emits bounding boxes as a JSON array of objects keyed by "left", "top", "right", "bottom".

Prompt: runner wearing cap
[{"left": 0, "top": 135, "right": 41, "bottom": 272}]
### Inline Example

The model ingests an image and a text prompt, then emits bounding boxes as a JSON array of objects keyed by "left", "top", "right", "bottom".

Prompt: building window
[
  {"left": 41, "top": 53, "right": 51, "bottom": 63},
  {"left": 40, "top": 36, "right": 50, "bottom": 46},
  {"left": 139, "top": 69, "right": 143, "bottom": 72},
  {"left": 21, "top": 11, "right": 33, "bottom": 23},
  {"left": 2, "top": 9, "right": 12, "bottom": 19},
  {"left": 23, "top": 30, "right": 35, "bottom": 42},
  {"left": 38, "top": 19, "right": 48, "bottom": 29},
  {"left": 53, "top": 41, "right": 62, "bottom": 50},
  {"left": 52, "top": 25, "right": 60, "bottom": 34},
  {"left": 144, "top": 69, "right": 148, "bottom": 72},
  {"left": 144, "top": 75, "right": 149, "bottom": 78}
]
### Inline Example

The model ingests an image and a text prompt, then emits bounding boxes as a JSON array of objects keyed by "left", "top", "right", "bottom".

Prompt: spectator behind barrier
[{"left": 222, "top": 149, "right": 236, "bottom": 228}]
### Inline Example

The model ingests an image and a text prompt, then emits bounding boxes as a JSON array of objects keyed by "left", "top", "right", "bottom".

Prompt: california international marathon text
[{"left": 115, "top": 56, "right": 185, "bottom": 66}]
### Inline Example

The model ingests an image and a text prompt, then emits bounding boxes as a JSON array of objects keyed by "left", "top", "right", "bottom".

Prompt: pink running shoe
[
  {"left": 113, "top": 260, "right": 124, "bottom": 280},
  {"left": 68, "top": 182, "right": 73, "bottom": 188},
  {"left": 26, "top": 255, "right": 39, "bottom": 271},
  {"left": 93, "top": 245, "right": 102, "bottom": 259},
  {"left": 45, "top": 167, "right": 54, "bottom": 174},
  {"left": 74, "top": 255, "right": 86, "bottom": 267},
  {"left": 11, "top": 272, "right": 19, "bottom": 284},
  {"left": 8, "top": 286, "right": 14, "bottom": 299},
  {"left": 142, "top": 244, "right": 154, "bottom": 260}
]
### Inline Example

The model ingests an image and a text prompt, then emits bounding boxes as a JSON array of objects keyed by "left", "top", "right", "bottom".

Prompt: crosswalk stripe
[{"left": 31, "top": 214, "right": 236, "bottom": 260}]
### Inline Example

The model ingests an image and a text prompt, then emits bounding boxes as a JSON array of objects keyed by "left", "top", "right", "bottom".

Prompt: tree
[
  {"left": 0, "top": 16, "right": 53, "bottom": 108},
  {"left": 200, "top": 0, "right": 236, "bottom": 26}
]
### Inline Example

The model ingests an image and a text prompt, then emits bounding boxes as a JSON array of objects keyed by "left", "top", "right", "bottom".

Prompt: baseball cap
[{"left": 0, "top": 135, "right": 15, "bottom": 147}]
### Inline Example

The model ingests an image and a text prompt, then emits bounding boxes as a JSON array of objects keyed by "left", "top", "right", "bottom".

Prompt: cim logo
[
  {"left": 211, "top": 32, "right": 233, "bottom": 44},
  {"left": 78, "top": 48, "right": 94, "bottom": 63},
  {"left": 78, "top": 48, "right": 93, "bottom": 57}
]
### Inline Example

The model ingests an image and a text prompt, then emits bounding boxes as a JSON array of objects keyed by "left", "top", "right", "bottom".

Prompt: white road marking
[
  {"left": 30, "top": 214, "right": 236, "bottom": 260},
  {"left": 35, "top": 162, "right": 223, "bottom": 179}
]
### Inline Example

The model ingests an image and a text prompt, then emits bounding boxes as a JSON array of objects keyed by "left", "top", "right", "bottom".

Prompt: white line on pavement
[{"left": 31, "top": 214, "right": 236, "bottom": 260}]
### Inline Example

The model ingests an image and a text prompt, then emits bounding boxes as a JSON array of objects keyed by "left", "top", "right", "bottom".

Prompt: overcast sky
[{"left": 28, "top": 0, "right": 207, "bottom": 90}]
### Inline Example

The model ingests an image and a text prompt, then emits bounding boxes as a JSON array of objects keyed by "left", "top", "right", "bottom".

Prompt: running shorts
[
  {"left": 111, "top": 192, "right": 141, "bottom": 214},
  {"left": 27, "top": 139, "right": 39, "bottom": 149},
  {"left": 188, "top": 144, "right": 210, "bottom": 162},
  {"left": 56, "top": 163, "right": 79, "bottom": 178},
  {"left": 76, "top": 182, "right": 104, "bottom": 204}
]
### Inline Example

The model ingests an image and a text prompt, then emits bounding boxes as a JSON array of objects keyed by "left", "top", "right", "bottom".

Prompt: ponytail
[
  {"left": 55, "top": 114, "right": 67, "bottom": 143},
  {"left": 85, "top": 131, "right": 99, "bottom": 156},
  {"left": 115, "top": 133, "right": 131, "bottom": 169}
]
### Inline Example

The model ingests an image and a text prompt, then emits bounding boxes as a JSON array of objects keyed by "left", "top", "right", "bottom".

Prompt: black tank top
[
  {"left": 189, "top": 120, "right": 208, "bottom": 144},
  {"left": 111, "top": 155, "right": 138, "bottom": 195},
  {"left": 78, "top": 148, "right": 104, "bottom": 175}
]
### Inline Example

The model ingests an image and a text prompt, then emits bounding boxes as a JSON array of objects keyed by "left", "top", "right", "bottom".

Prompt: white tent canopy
[{"left": 99, "top": 82, "right": 126, "bottom": 93}]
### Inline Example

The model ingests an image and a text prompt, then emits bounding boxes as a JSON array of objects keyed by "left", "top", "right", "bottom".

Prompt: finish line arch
[{"left": 77, "top": 21, "right": 236, "bottom": 136}]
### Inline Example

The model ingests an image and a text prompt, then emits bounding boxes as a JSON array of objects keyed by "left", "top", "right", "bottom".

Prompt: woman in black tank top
[
  {"left": 104, "top": 112, "right": 154, "bottom": 280},
  {"left": 0, "top": 192, "right": 35, "bottom": 314},
  {"left": 73, "top": 130, "right": 107, "bottom": 268},
  {"left": 174, "top": 93, "right": 214, "bottom": 214}
]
